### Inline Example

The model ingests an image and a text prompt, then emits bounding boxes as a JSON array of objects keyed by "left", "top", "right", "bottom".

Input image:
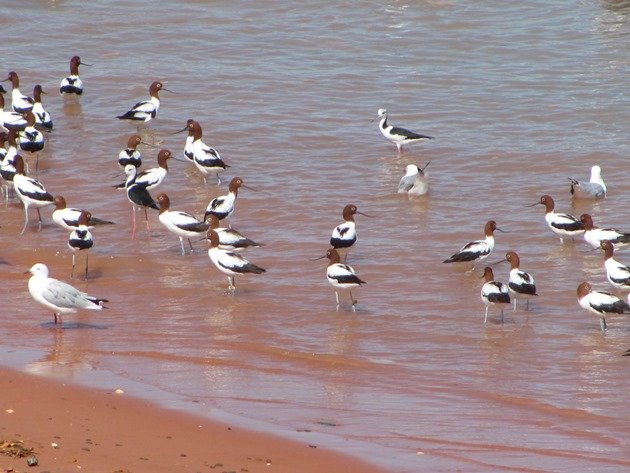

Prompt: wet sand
[{"left": 0, "top": 367, "right": 385, "bottom": 473}]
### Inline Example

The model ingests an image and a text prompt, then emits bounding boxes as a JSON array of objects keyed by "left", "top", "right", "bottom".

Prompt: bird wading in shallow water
[
  {"left": 60, "top": 56, "right": 91, "bottom": 95},
  {"left": 376, "top": 108, "right": 433, "bottom": 153},
  {"left": 315, "top": 248, "right": 366, "bottom": 312},
  {"left": 26, "top": 263, "right": 108, "bottom": 326},
  {"left": 568, "top": 165, "right": 606, "bottom": 199},
  {"left": 577, "top": 281, "right": 630, "bottom": 332},
  {"left": 480, "top": 267, "right": 510, "bottom": 323}
]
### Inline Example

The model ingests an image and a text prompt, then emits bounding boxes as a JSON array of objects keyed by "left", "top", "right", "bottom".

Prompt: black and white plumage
[
  {"left": 480, "top": 267, "right": 510, "bottom": 323},
  {"left": 117, "top": 81, "right": 168, "bottom": 123},
  {"left": 0, "top": 88, "right": 27, "bottom": 132},
  {"left": 377, "top": 108, "right": 433, "bottom": 153},
  {"left": 443, "top": 220, "right": 503, "bottom": 265},
  {"left": 4, "top": 71, "right": 34, "bottom": 114},
  {"left": 157, "top": 193, "right": 209, "bottom": 255},
  {"left": 117, "top": 134, "right": 143, "bottom": 168},
  {"left": 52, "top": 195, "right": 115, "bottom": 230},
  {"left": 12, "top": 155, "right": 54, "bottom": 233},
  {"left": 116, "top": 149, "right": 171, "bottom": 190},
  {"left": 0, "top": 130, "right": 19, "bottom": 199},
  {"left": 17, "top": 112, "right": 44, "bottom": 153},
  {"left": 330, "top": 204, "right": 371, "bottom": 261},
  {"left": 206, "top": 214, "right": 263, "bottom": 252},
  {"left": 530, "top": 195, "right": 584, "bottom": 243},
  {"left": 184, "top": 120, "right": 229, "bottom": 185},
  {"left": 67, "top": 210, "right": 94, "bottom": 279},
  {"left": 122, "top": 164, "right": 159, "bottom": 238},
  {"left": 569, "top": 165, "right": 606, "bottom": 199},
  {"left": 577, "top": 281, "right": 630, "bottom": 332},
  {"left": 31, "top": 85, "right": 53, "bottom": 131},
  {"left": 27, "top": 263, "right": 107, "bottom": 326},
  {"left": 398, "top": 162, "right": 430, "bottom": 196},
  {"left": 204, "top": 177, "right": 251, "bottom": 223},
  {"left": 207, "top": 230, "right": 266, "bottom": 292},
  {"left": 504, "top": 251, "right": 537, "bottom": 310},
  {"left": 321, "top": 248, "right": 366, "bottom": 311},
  {"left": 181, "top": 118, "right": 195, "bottom": 162},
  {"left": 60, "top": 56, "right": 89, "bottom": 95},
  {"left": 580, "top": 213, "right": 630, "bottom": 250},
  {"left": 600, "top": 240, "right": 630, "bottom": 290}
]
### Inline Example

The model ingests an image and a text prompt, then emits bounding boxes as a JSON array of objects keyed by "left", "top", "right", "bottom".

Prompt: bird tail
[
  {"left": 117, "top": 111, "right": 142, "bottom": 120},
  {"left": 88, "top": 297, "right": 109, "bottom": 308}
]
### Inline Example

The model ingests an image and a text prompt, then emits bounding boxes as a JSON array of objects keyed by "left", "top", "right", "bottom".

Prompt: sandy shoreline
[{"left": 0, "top": 367, "right": 387, "bottom": 473}]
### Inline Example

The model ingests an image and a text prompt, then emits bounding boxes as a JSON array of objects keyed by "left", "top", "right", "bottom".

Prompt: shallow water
[{"left": 1, "top": 1, "right": 629, "bottom": 471}]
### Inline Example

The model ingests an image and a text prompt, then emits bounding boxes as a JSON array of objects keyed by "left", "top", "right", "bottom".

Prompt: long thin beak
[
  {"left": 495, "top": 227, "right": 508, "bottom": 233},
  {"left": 309, "top": 254, "right": 327, "bottom": 261},
  {"left": 357, "top": 211, "right": 374, "bottom": 218},
  {"left": 420, "top": 161, "right": 431, "bottom": 173},
  {"left": 242, "top": 184, "right": 257, "bottom": 192},
  {"left": 140, "top": 141, "right": 159, "bottom": 148},
  {"left": 162, "top": 87, "right": 175, "bottom": 93},
  {"left": 489, "top": 258, "right": 507, "bottom": 266},
  {"left": 81, "top": 62, "right": 93, "bottom": 67},
  {"left": 171, "top": 156, "right": 188, "bottom": 163},
  {"left": 525, "top": 202, "right": 541, "bottom": 208},
  {"left": 172, "top": 127, "right": 188, "bottom": 135}
]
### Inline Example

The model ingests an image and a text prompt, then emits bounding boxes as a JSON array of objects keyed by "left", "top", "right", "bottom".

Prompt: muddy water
[{"left": 1, "top": 1, "right": 629, "bottom": 471}]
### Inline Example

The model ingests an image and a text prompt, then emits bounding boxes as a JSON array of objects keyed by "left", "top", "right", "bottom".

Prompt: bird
[
  {"left": 17, "top": 111, "right": 44, "bottom": 154},
  {"left": 117, "top": 134, "right": 143, "bottom": 168},
  {"left": 122, "top": 164, "right": 159, "bottom": 238},
  {"left": 480, "top": 267, "right": 511, "bottom": 323},
  {"left": 180, "top": 120, "right": 229, "bottom": 184},
  {"left": 580, "top": 213, "right": 630, "bottom": 249},
  {"left": 0, "top": 130, "right": 19, "bottom": 200},
  {"left": 443, "top": 220, "right": 504, "bottom": 266},
  {"left": 117, "top": 80, "right": 170, "bottom": 123},
  {"left": 31, "top": 85, "right": 53, "bottom": 131},
  {"left": 60, "top": 56, "right": 90, "bottom": 95},
  {"left": 52, "top": 195, "right": 115, "bottom": 230},
  {"left": 205, "top": 214, "right": 263, "bottom": 252},
  {"left": 376, "top": 108, "right": 433, "bottom": 153},
  {"left": 318, "top": 248, "right": 366, "bottom": 311},
  {"left": 529, "top": 195, "right": 584, "bottom": 243},
  {"left": 26, "top": 263, "right": 107, "bottom": 326},
  {"left": 600, "top": 240, "right": 630, "bottom": 290},
  {"left": 0, "top": 86, "right": 27, "bottom": 132},
  {"left": 12, "top": 155, "right": 54, "bottom": 233},
  {"left": 503, "top": 251, "right": 537, "bottom": 310},
  {"left": 3, "top": 71, "right": 34, "bottom": 114},
  {"left": 330, "top": 204, "right": 372, "bottom": 262},
  {"left": 577, "top": 281, "right": 630, "bottom": 332},
  {"left": 115, "top": 149, "right": 171, "bottom": 190},
  {"left": 67, "top": 210, "right": 94, "bottom": 279},
  {"left": 156, "top": 193, "right": 209, "bottom": 255},
  {"left": 569, "top": 165, "right": 606, "bottom": 199},
  {"left": 206, "top": 230, "right": 266, "bottom": 292},
  {"left": 398, "top": 162, "right": 430, "bottom": 196},
  {"left": 180, "top": 118, "right": 195, "bottom": 162},
  {"left": 204, "top": 177, "right": 253, "bottom": 223}
]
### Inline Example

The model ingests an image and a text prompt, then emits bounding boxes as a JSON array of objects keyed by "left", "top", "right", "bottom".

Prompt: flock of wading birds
[{"left": 1, "top": 58, "right": 629, "bottom": 344}]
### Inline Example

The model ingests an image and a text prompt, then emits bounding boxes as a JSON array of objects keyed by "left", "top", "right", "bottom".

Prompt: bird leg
[
  {"left": 36, "top": 208, "right": 43, "bottom": 230},
  {"left": 71, "top": 253, "right": 76, "bottom": 278},
  {"left": 144, "top": 208, "right": 150, "bottom": 232},
  {"left": 484, "top": 307, "right": 489, "bottom": 324},
  {"left": 20, "top": 204, "right": 29, "bottom": 234},
  {"left": 334, "top": 291, "right": 340, "bottom": 309},
  {"left": 500, "top": 308, "right": 504, "bottom": 324},
  {"left": 179, "top": 237, "right": 186, "bottom": 256},
  {"left": 188, "top": 238, "right": 194, "bottom": 253},
  {"left": 350, "top": 290, "right": 357, "bottom": 312},
  {"left": 85, "top": 253, "right": 89, "bottom": 280},
  {"left": 227, "top": 276, "right": 236, "bottom": 292},
  {"left": 216, "top": 173, "right": 221, "bottom": 185},
  {"left": 131, "top": 207, "right": 137, "bottom": 239},
  {"left": 513, "top": 298, "right": 517, "bottom": 311},
  {"left": 600, "top": 317, "right": 607, "bottom": 332}
]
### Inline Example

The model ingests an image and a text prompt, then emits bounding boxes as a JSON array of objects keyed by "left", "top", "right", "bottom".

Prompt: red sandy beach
[{"left": 0, "top": 367, "right": 387, "bottom": 473}]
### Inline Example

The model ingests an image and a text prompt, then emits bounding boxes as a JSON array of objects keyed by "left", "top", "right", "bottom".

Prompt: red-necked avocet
[
  {"left": 3, "top": 71, "right": 34, "bottom": 114},
  {"left": 60, "top": 56, "right": 91, "bottom": 95},
  {"left": 206, "top": 229, "right": 266, "bottom": 292},
  {"left": 117, "top": 80, "right": 172, "bottom": 123},
  {"left": 529, "top": 195, "right": 584, "bottom": 243},
  {"left": 577, "top": 281, "right": 630, "bottom": 332},
  {"left": 52, "top": 195, "right": 115, "bottom": 230},
  {"left": 580, "top": 213, "right": 630, "bottom": 249},
  {"left": 443, "top": 220, "right": 504, "bottom": 267},
  {"left": 156, "top": 193, "right": 209, "bottom": 255},
  {"left": 480, "top": 266, "right": 510, "bottom": 323},
  {"left": 330, "top": 204, "right": 372, "bottom": 262},
  {"left": 12, "top": 155, "right": 54, "bottom": 233},
  {"left": 67, "top": 210, "right": 94, "bottom": 279}
]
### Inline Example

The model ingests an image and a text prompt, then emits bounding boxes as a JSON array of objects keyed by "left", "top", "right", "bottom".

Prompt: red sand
[{"left": 0, "top": 367, "right": 386, "bottom": 473}]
